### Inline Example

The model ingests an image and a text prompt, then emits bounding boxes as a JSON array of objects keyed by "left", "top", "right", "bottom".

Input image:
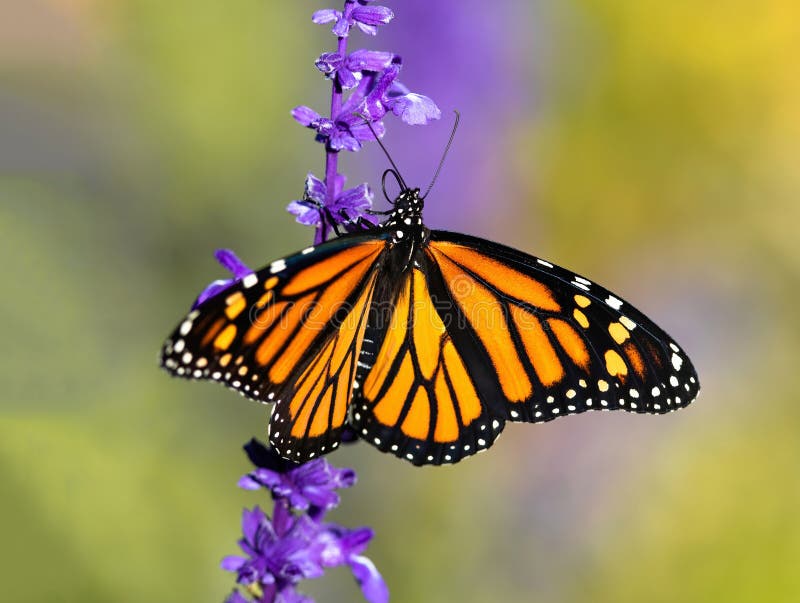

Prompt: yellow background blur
[{"left": 2, "top": 1, "right": 799, "bottom": 602}]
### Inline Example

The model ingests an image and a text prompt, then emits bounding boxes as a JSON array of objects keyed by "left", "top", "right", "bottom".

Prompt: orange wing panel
[
  {"left": 430, "top": 242, "right": 561, "bottom": 312},
  {"left": 282, "top": 242, "right": 383, "bottom": 295}
]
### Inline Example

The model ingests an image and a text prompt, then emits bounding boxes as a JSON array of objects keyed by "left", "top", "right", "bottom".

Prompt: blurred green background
[{"left": 2, "top": 1, "right": 799, "bottom": 601}]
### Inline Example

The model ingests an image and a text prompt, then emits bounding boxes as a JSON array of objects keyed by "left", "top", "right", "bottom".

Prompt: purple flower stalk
[
  {"left": 195, "top": 7, "right": 441, "bottom": 599},
  {"left": 222, "top": 440, "right": 388, "bottom": 603},
  {"left": 190, "top": 0, "right": 440, "bottom": 306},
  {"left": 289, "top": 0, "right": 441, "bottom": 243}
]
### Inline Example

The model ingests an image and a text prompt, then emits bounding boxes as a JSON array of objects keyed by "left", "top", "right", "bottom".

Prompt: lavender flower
[
  {"left": 222, "top": 441, "right": 387, "bottom": 603},
  {"left": 238, "top": 438, "right": 356, "bottom": 514},
  {"left": 221, "top": 504, "right": 323, "bottom": 592},
  {"left": 188, "top": 1, "right": 440, "bottom": 304},
  {"left": 286, "top": 173, "right": 375, "bottom": 244},
  {"left": 291, "top": 103, "right": 384, "bottom": 153},
  {"left": 312, "top": 1, "right": 394, "bottom": 38},
  {"left": 314, "top": 49, "right": 395, "bottom": 89},
  {"left": 290, "top": 0, "right": 440, "bottom": 243}
]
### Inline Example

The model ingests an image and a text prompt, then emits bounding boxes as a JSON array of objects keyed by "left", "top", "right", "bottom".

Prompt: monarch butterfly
[{"left": 160, "top": 168, "right": 700, "bottom": 466}]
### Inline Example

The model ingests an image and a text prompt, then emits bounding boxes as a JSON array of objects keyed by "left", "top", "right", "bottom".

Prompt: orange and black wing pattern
[
  {"left": 349, "top": 230, "right": 698, "bottom": 466},
  {"left": 350, "top": 266, "right": 505, "bottom": 465},
  {"left": 423, "top": 231, "right": 700, "bottom": 426},
  {"left": 160, "top": 233, "right": 389, "bottom": 461}
]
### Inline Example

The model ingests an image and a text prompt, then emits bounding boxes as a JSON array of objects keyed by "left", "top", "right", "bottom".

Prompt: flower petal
[
  {"left": 337, "top": 67, "right": 359, "bottom": 90},
  {"left": 329, "top": 129, "right": 361, "bottom": 152},
  {"left": 340, "top": 73, "right": 375, "bottom": 116},
  {"left": 331, "top": 466, "right": 358, "bottom": 489},
  {"left": 315, "top": 52, "right": 343, "bottom": 75},
  {"left": 332, "top": 15, "right": 351, "bottom": 37},
  {"left": 390, "top": 93, "right": 442, "bottom": 125},
  {"left": 192, "top": 249, "right": 252, "bottom": 308},
  {"left": 386, "top": 80, "right": 410, "bottom": 97},
  {"left": 333, "top": 183, "right": 373, "bottom": 214},
  {"left": 351, "top": 5, "right": 394, "bottom": 26},
  {"left": 346, "top": 49, "right": 395, "bottom": 73},
  {"left": 349, "top": 555, "right": 389, "bottom": 603},
  {"left": 311, "top": 9, "right": 339, "bottom": 24},
  {"left": 250, "top": 467, "right": 284, "bottom": 489},
  {"left": 304, "top": 173, "right": 327, "bottom": 203},
  {"left": 215, "top": 249, "right": 252, "bottom": 279},
  {"left": 237, "top": 475, "right": 262, "bottom": 491},
  {"left": 291, "top": 105, "right": 321, "bottom": 127},
  {"left": 242, "top": 506, "right": 266, "bottom": 545},
  {"left": 362, "top": 64, "right": 399, "bottom": 119},
  {"left": 299, "top": 486, "right": 339, "bottom": 511},
  {"left": 221, "top": 555, "right": 247, "bottom": 572},
  {"left": 192, "top": 278, "right": 233, "bottom": 308},
  {"left": 272, "top": 499, "right": 295, "bottom": 537},
  {"left": 349, "top": 119, "right": 384, "bottom": 142},
  {"left": 338, "top": 527, "right": 373, "bottom": 556},
  {"left": 355, "top": 22, "right": 378, "bottom": 36},
  {"left": 286, "top": 200, "right": 323, "bottom": 227}
]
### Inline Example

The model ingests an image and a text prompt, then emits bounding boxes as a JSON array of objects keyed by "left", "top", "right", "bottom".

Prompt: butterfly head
[{"left": 395, "top": 187, "right": 423, "bottom": 212}]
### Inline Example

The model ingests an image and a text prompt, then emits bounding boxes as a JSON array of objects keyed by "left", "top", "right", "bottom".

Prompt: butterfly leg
[{"left": 338, "top": 210, "right": 378, "bottom": 233}]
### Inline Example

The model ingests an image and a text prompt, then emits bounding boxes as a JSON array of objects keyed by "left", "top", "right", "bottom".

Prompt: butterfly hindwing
[
  {"left": 160, "top": 233, "right": 390, "bottom": 460},
  {"left": 269, "top": 266, "right": 379, "bottom": 461},
  {"left": 350, "top": 264, "right": 505, "bottom": 466},
  {"left": 425, "top": 231, "right": 700, "bottom": 423}
]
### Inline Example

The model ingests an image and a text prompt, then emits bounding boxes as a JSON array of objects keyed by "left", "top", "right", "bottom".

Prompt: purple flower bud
[
  {"left": 215, "top": 249, "right": 252, "bottom": 279},
  {"left": 311, "top": 9, "right": 340, "bottom": 25},
  {"left": 346, "top": 49, "right": 395, "bottom": 72},
  {"left": 290, "top": 105, "right": 321, "bottom": 128},
  {"left": 221, "top": 556, "right": 246, "bottom": 572},
  {"left": 351, "top": 5, "right": 394, "bottom": 28},
  {"left": 314, "top": 52, "right": 343, "bottom": 75},
  {"left": 316, "top": 1, "right": 394, "bottom": 38}
]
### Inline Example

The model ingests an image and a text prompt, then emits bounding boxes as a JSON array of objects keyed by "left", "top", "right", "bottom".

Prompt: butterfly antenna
[
  {"left": 423, "top": 110, "right": 460, "bottom": 200},
  {"left": 362, "top": 116, "right": 408, "bottom": 190}
]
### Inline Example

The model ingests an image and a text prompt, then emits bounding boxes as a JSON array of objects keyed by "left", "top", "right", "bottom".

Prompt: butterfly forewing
[
  {"left": 269, "top": 268, "right": 379, "bottom": 461},
  {"left": 160, "top": 233, "right": 390, "bottom": 461},
  {"left": 425, "top": 231, "right": 700, "bottom": 423}
]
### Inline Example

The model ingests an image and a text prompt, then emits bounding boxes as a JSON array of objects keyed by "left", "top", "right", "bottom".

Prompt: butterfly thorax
[{"left": 381, "top": 187, "right": 428, "bottom": 247}]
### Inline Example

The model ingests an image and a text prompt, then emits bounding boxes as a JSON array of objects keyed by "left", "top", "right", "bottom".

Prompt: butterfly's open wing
[
  {"left": 424, "top": 231, "right": 700, "bottom": 423},
  {"left": 349, "top": 264, "right": 505, "bottom": 466},
  {"left": 160, "top": 233, "right": 389, "bottom": 461},
  {"left": 349, "top": 230, "right": 698, "bottom": 466}
]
